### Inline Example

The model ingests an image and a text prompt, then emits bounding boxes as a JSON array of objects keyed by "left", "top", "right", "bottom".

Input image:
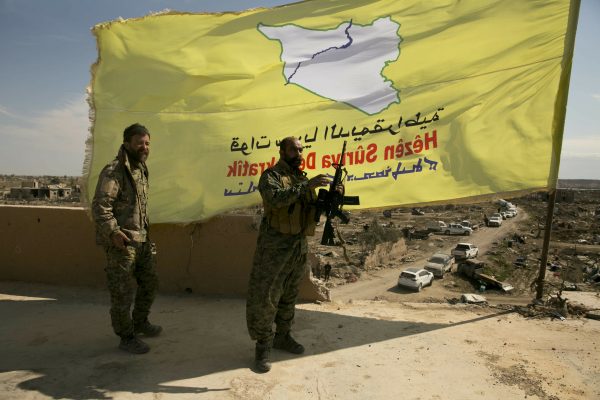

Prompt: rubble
[
  {"left": 461, "top": 293, "right": 487, "bottom": 304},
  {"left": 306, "top": 186, "right": 599, "bottom": 300},
  {"left": 585, "top": 310, "right": 600, "bottom": 320}
]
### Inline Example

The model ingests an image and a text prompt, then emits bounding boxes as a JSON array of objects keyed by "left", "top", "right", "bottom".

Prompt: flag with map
[{"left": 86, "top": 0, "right": 579, "bottom": 223}]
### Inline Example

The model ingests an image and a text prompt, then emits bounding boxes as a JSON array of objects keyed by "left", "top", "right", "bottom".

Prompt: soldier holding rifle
[{"left": 246, "top": 137, "right": 357, "bottom": 373}]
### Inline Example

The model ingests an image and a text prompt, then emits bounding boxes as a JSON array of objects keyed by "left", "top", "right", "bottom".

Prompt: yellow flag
[{"left": 86, "top": 0, "right": 579, "bottom": 223}]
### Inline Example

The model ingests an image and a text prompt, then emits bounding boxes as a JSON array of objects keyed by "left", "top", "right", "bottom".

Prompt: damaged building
[{"left": 8, "top": 180, "right": 73, "bottom": 201}]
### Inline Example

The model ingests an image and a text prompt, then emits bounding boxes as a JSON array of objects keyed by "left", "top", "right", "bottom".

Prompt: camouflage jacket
[
  {"left": 257, "top": 159, "right": 316, "bottom": 252},
  {"left": 92, "top": 146, "right": 149, "bottom": 246}
]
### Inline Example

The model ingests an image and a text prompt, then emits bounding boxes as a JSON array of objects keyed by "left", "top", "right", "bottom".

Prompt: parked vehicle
[
  {"left": 501, "top": 203, "right": 518, "bottom": 215},
  {"left": 491, "top": 212, "right": 503, "bottom": 220},
  {"left": 496, "top": 199, "right": 509, "bottom": 207},
  {"left": 488, "top": 216, "right": 502, "bottom": 227},
  {"left": 412, "top": 208, "right": 425, "bottom": 216},
  {"left": 424, "top": 253, "right": 455, "bottom": 278},
  {"left": 426, "top": 220, "right": 447, "bottom": 232},
  {"left": 460, "top": 220, "right": 479, "bottom": 230},
  {"left": 402, "top": 226, "right": 431, "bottom": 240},
  {"left": 444, "top": 223, "right": 473, "bottom": 236},
  {"left": 398, "top": 267, "right": 434, "bottom": 291},
  {"left": 452, "top": 243, "right": 479, "bottom": 259}
]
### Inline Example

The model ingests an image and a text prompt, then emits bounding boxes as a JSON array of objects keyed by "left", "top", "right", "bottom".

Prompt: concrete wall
[{"left": 0, "top": 205, "right": 326, "bottom": 301}]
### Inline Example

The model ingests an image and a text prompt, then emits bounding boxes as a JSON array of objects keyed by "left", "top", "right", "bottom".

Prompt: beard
[
  {"left": 285, "top": 156, "right": 302, "bottom": 169},
  {"left": 126, "top": 147, "right": 149, "bottom": 164}
]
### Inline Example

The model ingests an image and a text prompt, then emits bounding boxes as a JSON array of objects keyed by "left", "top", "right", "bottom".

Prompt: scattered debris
[
  {"left": 585, "top": 310, "right": 600, "bottom": 321},
  {"left": 457, "top": 260, "right": 514, "bottom": 292},
  {"left": 514, "top": 256, "right": 528, "bottom": 268},
  {"left": 461, "top": 293, "right": 487, "bottom": 304}
]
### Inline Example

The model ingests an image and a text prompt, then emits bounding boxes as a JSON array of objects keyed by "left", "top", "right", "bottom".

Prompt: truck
[
  {"left": 488, "top": 216, "right": 502, "bottom": 227},
  {"left": 460, "top": 220, "right": 479, "bottom": 230},
  {"left": 424, "top": 253, "right": 455, "bottom": 278},
  {"left": 451, "top": 243, "right": 479, "bottom": 259},
  {"left": 426, "top": 220, "right": 447, "bottom": 232},
  {"left": 444, "top": 223, "right": 473, "bottom": 236}
]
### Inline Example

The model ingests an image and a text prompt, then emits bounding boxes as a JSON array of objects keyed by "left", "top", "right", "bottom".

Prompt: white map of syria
[{"left": 258, "top": 17, "right": 401, "bottom": 115}]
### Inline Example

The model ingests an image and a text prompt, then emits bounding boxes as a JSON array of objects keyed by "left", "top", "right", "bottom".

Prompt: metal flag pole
[{"left": 534, "top": 0, "right": 581, "bottom": 301}]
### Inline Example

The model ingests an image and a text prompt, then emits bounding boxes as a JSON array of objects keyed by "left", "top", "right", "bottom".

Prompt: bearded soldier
[
  {"left": 246, "top": 137, "right": 336, "bottom": 373},
  {"left": 92, "top": 123, "right": 161, "bottom": 354}
]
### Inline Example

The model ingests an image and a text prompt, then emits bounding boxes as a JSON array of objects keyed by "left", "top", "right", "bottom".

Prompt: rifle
[{"left": 314, "top": 141, "right": 360, "bottom": 245}]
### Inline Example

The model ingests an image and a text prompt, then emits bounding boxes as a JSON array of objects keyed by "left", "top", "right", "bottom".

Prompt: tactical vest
[{"left": 264, "top": 175, "right": 318, "bottom": 236}]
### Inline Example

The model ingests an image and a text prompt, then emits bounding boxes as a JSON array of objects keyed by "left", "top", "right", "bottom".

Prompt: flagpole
[
  {"left": 535, "top": 189, "right": 557, "bottom": 300},
  {"left": 535, "top": 0, "right": 581, "bottom": 301}
]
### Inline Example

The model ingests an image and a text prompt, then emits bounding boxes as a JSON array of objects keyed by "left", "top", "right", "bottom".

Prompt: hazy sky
[{"left": 0, "top": 0, "right": 598, "bottom": 179}]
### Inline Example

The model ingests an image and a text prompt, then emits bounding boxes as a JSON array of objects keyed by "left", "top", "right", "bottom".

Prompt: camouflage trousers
[
  {"left": 246, "top": 240, "right": 307, "bottom": 342},
  {"left": 104, "top": 241, "right": 158, "bottom": 338}
]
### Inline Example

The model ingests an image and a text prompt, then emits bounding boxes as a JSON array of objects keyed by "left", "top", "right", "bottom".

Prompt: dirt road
[{"left": 332, "top": 212, "right": 532, "bottom": 304}]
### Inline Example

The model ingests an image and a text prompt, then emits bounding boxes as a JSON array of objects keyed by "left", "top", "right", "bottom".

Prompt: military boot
[
  {"left": 119, "top": 336, "right": 150, "bottom": 354},
  {"left": 134, "top": 320, "right": 163, "bottom": 337},
  {"left": 254, "top": 340, "right": 272, "bottom": 373},
  {"left": 273, "top": 331, "right": 304, "bottom": 354}
]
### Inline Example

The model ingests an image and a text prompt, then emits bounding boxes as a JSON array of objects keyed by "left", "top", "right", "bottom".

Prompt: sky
[{"left": 0, "top": 0, "right": 598, "bottom": 179}]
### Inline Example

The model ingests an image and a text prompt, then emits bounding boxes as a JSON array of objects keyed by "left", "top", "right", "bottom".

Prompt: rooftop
[{"left": 1, "top": 282, "right": 598, "bottom": 399}]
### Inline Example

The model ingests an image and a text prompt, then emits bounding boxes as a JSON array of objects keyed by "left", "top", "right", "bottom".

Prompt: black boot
[
  {"left": 254, "top": 340, "right": 272, "bottom": 373},
  {"left": 273, "top": 331, "right": 304, "bottom": 354},
  {"left": 134, "top": 320, "right": 163, "bottom": 337},
  {"left": 119, "top": 335, "right": 150, "bottom": 354}
]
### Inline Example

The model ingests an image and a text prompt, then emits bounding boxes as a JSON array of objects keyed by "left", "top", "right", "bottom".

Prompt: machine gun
[{"left": 314, "top": 141, "right": 360, "bottom": 245}]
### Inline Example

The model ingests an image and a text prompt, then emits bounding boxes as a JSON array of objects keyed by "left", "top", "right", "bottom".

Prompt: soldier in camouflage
[
  {"left": 246, "top": 137, "right": 335, "bottom": 373},
  {"left": 92, "top": 123, "right": 162, "bottom": 354}
]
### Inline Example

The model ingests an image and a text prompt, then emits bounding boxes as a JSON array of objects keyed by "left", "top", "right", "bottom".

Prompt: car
[
  {"left": 488, "top": 216, "right": 502, "bottom": 227},
  {"left": 424, "top": 253, "right": 455, "bottom": 278},
  {"left": 452, "top": 243, "right": 479, "bottom": 259},
  {"left": 504, "top": 210, "right": 515, "bottom": 218},
  {"left": 398, "top": 267, "right": 434, "bottom": 291},
  {"left": 444, "top": 223, "right": 473, "bottom": 236}
]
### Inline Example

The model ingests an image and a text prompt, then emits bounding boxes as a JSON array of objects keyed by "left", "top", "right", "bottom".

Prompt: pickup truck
[
  {"left": 452, "top": 243, "right": 479, "bottom": 259},
  {"left": 488, "top": 216, "right": 502, "bottom": 227},
  {"left": 424, "top": 253, "right": 455, "bottom": 278},
  {"left": 444, "top": 223, "right": 473, "bottom": 236},
  {"left": 460, "top": 220, "right": 479, "bottom": 230},
  {"left": 426, "top": 220, "right": 447, "bottom": 232}
]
